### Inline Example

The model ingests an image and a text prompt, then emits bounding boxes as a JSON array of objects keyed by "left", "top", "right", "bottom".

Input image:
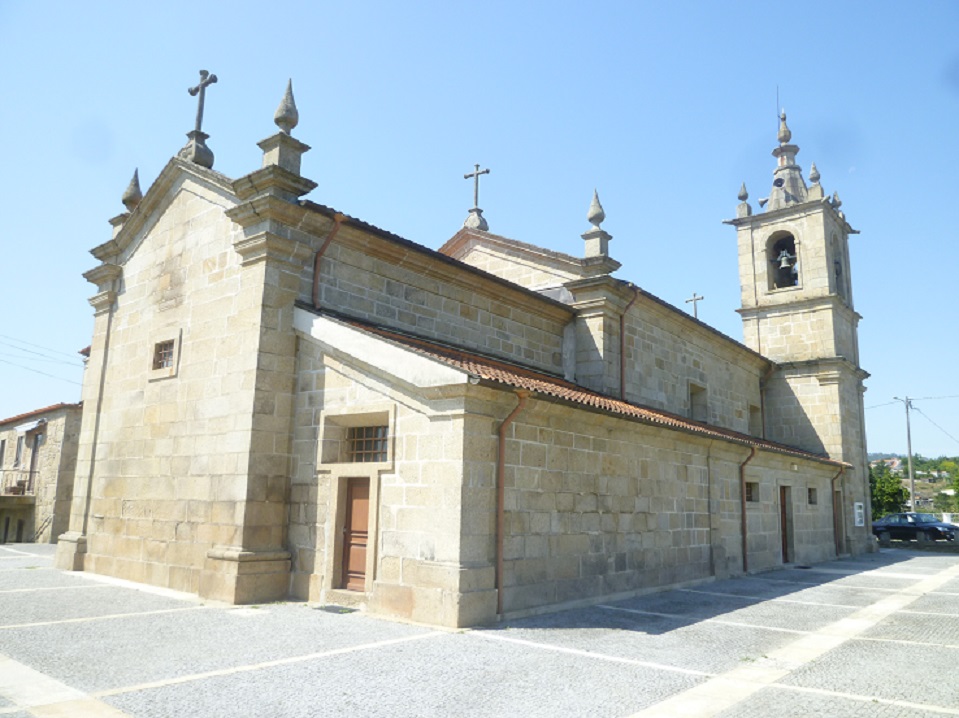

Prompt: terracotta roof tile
[
  {"left": 0, "top": 402, "right": 82, "bottom": 427},
  {"left": 322, "top": 310, "right": 845, "bottom": 468}
]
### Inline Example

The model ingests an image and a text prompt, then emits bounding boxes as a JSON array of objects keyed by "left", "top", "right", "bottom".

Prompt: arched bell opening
[{"left": 766, "top": 232, "right": 799, "bottom": 290}]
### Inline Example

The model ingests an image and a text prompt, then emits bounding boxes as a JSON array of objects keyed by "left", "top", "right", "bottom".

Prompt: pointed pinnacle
[
  {"left": 809, "top": 162, "right": 820, "bottom": 184},
  {"left": 274, "top": 79, "right": 299, "bottom": 134},
  {"left": 778, "top": 110, "right": 792, "bottom": 144},
  {"left": 832, "top": 191, "right": 842, "bottom": 209},
  {"left": 587, "top": 189, "right": 606, "bottom": 229},
  {"left": 121, "top": 169, "right": 143, "bottom": 211},
  {"left": 738, "top": 182, "right": 749, "bottom": 202}
]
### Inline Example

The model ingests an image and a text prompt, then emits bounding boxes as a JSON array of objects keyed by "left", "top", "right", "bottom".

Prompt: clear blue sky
[{"left": 1, "top": 1, "right": 957, "bottom": 457}]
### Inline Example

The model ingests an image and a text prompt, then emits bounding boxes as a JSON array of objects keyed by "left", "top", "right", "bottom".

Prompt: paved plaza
[{"left": 0, "top": 544, "right": 957, "bottom": 717}]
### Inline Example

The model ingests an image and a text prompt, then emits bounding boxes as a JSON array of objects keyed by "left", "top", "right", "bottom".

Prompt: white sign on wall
[{"left": 854, "top": 502, "right": 865, "bottom": 527}]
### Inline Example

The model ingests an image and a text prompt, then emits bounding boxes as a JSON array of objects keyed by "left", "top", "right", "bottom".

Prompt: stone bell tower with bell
[{"left": 727, "top": 111, "right": 872, "bottom": 555}]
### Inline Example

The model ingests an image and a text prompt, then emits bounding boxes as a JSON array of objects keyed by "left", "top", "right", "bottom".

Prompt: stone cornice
[
  {"left": 724, "top": 197, "right": 858, "bottom": 235},
  {"left": 88, "top": 290, "right": 116, "bottom": 315},
  {"left": 737, "top": 293, "right": 862, "bottom": 322},
  {"left": 82, "top": 263, "right": 122, "bottom": 289},
  {"left": 233, "top": 231, "right": 314, "bottom": 268},
  {"left": 90, "top": 239, "right": 120, "bottom": 263},
  {"left": 773, "top": 356, "right": 869, "bottom": 382},
  {"left": 232, "top": 165, "right": 317, "bottom": 203},
  {"left": 225, "top": 193, "right": 314, "bottom": 231}
]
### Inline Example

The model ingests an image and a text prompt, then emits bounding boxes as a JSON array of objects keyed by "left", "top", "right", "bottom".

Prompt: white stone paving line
[
  {"left": 621, "top": 560, "right": 959, "bottom": 718},
  {"left": 90, "top": 631, "right": 443, "bottom": 699},
  {"left": 774, "top": 682, "right": 959, "bottom": 717},
  {"left": 0, "top": 548, "right": 46, "bottom": 558},
  {"left": 0, "top": 605, "right": 213, "bottom": 630},
  {"left": 679, "top": 587, "right": 865, "bottom": 609},
  {"left": 468, "top": 631, "right": 714, "bottom": 678},
  {"left": 0, "top": 584, "right": 115, "bottom": 595},
  {"left": 0, "top": 654, "right": 130, "bottom": 717}
]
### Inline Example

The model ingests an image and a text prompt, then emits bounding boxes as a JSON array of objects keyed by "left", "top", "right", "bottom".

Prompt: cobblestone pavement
[{"left": 1, "top": 544, "right": 957, "bottom": 717}]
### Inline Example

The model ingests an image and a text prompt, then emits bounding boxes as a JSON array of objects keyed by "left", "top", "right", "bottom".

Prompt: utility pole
[{"left": 894, "top": 396, "right": 916, "bottom": 511}]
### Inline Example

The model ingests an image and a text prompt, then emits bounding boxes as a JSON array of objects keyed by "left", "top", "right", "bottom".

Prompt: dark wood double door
[{"left": 342, "top": 477, "right": 369, "bottom": 591}]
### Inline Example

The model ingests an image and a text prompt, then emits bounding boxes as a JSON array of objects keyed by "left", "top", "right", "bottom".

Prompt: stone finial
[
  {"left": 809, "top": 162, "right": 820, "bottom": 184},
  {"left": 464, "top": 208, "right": 489, "bottom": 231},
  {"left": 831, "top": 191, "right": 842, "bottom": 209},
  {"left": 121, "top": 169, "right": 143, "bottom": 211},
  {"left": 274, "top": 79, "right": 299, "bottom": 134},
  {"left": 777, "top": 110, "right": 792, "bottom": 145},
  {"left": 587, "top": 189, "right": 606, "bottom": 229},
  {"left": 736, "top": 182, "right": 752, "bottom": 218}
]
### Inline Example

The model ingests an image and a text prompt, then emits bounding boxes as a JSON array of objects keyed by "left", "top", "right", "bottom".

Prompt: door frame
[{"left": 779, "top": 485, "right": 793, "bottom": 564}]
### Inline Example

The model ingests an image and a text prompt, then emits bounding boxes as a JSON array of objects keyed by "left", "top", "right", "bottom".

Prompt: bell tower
[{"left": 727, "top": 112, "right": 872, "bottom": 554}]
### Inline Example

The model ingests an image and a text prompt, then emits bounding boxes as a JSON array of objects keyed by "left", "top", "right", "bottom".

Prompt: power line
[
  {"left": 912, "top": 406, "right": 959, "bottom": 449},
  {"left": 866, "top": 400, "right": 899, "bottom": 410},
  {"left": 0, "top": 358, "right": 83, "bottom": 386},
  {"left": 0, "top": 346, "right": 84, "bottom": 367},
  {"left": 0, "top": 334, "right": 85, "bottom": 361},
  {"left": 911, "top": 394, "right": 959, "bottom": 402}
]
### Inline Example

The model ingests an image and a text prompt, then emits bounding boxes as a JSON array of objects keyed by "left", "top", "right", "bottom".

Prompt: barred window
[
  {"left": 347, "top": 426, "right": 388, "bottom": 463},
  {"left": 745, "top": 481, "right": 759, "bottom": 503},
  {"left": 153, "top": 340, "right": 175, "bottom": 370},
  {"left": 808, "top": 487, "right": 818, "bottom": 505}
]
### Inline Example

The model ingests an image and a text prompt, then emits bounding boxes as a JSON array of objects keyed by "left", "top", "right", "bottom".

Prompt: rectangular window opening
[
  {"left": 808, "top": 487, "right": 818, "bottom": 505},
  {"left": 152, "top": 340, "right": 175, "bottom": 370},
  {"left": 689, "top": 383, "right": 707, "bottom": 423},
  {"left": 745, "top": 481, "right": 759, "bottom": 503},
  {"left": 347, "top": 425, "right": 389, "bottom": 463}
]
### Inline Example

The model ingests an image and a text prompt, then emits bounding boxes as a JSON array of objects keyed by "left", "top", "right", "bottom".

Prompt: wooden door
[{"left": 342, "top": 478, "right": 370, "bottom": 591}]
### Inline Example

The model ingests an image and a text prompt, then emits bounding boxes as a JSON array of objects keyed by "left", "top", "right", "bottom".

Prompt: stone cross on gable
[
  {"left": 188, "top": 70, "right": 218, "bottom": 134},
  {"left": 464, "top": 164, "right": 490, "bottom": 209},
  {"left": 685, "top": 292, "right": 705, "bottom": 319}
]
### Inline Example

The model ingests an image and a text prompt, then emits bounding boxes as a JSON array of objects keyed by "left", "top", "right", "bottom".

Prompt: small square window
[
  {"left": 347, "top": 426, "right": 388, "bottom": 463},
  {"left": 153, "top": 340, "right": 175, "bottom": 370},
  {"left": 745, "top": 481, "right": 759, "bottom": 503},
  {"left": 808, "top": 487, "right": 818, "bottom": 505}
]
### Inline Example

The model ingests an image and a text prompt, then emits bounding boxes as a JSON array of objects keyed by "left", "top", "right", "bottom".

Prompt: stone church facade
[{"left": 56, "top": 84, "right": 873, "bottom": 627}]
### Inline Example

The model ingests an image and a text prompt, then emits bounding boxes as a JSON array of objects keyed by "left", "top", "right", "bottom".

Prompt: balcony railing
[{"left": 1, "top": 468, "right": 37, "bottom": 496}]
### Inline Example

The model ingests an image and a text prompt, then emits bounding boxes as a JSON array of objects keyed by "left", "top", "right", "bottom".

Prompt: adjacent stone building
[
  {"left": 0, "top": 403, "right": 82, "bottom": 544},
  {"left": 56, "top": 83, "right": 873, "bottom": 627}
]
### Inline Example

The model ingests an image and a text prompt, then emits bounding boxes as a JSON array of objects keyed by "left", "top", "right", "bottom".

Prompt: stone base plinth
[
  {"left": 199, "top": 547, "right": 291, "bottom": 604},
  {"left": 370, "top": 563, "right": 497, "bottom": 627},
  {"left": 54, "top": 531, "right": 87, "bottom": 571}
]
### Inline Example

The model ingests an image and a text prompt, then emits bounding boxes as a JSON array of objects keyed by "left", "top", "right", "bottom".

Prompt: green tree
[{"left": 870, "top": 463, "right": 907, "bottom": 518}]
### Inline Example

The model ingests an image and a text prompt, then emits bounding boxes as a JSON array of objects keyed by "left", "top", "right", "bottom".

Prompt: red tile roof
[
  {"left": 324, "top": 311, "right": 846, "bottom": 468},
  {"left": 0, "top": 403, "right": 82, "bottom": 427}
]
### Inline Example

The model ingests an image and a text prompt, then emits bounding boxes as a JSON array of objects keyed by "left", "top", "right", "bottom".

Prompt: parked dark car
[{"left": 872, "top": 513, "right": 957, "bottom": 542}]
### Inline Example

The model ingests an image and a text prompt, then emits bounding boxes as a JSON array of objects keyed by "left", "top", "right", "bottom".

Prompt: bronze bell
[{"left": 777, "top": 249, "right": 795, "bottom": 269}]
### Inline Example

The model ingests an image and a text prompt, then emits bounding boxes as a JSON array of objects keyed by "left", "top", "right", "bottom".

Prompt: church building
[{"left": 56, "top": 78, "right": 873, "bottom": 627}]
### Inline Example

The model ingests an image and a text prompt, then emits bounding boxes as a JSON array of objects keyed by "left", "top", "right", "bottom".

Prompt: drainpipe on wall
[
  {"left": 312, "top": 214, "right": 345, "bottom": 310},
  {"left": 496, "top": 390, "right": 530, "bottom": 617},
  {"left": 619, "top": 284, "right": 640, "bottom": 401},
  {"left": 739, "top": 446, "right": 756, "bottom": 573}
]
